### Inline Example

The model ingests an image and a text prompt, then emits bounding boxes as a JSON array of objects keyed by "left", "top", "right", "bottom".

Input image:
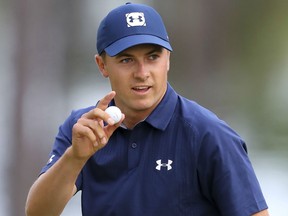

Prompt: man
[{"left": 26, "top": 3, "right": 269, "bottom": 216}]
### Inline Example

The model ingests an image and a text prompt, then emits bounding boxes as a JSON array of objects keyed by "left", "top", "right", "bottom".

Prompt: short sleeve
[
  {"left": 39, "top": 106, "right": 95, "bottom": 190},
  {"left": 39, "top": 112, "right": 74, "bottom": 175},
  {"left": 197, "top": 121, "right": 268, "bottom": 216}
]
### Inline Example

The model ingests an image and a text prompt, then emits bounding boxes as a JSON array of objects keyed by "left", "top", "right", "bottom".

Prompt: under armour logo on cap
[
  {"left": 126, "top": 12, "right": 146, "bottom": 27},
  {"left": 156, "top": 159, "right": 173, "bottom": 171}
]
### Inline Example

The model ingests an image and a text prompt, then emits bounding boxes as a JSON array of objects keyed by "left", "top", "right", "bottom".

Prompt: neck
[{"left": 122, "top": 110, "right": 149, "bottom": 129}]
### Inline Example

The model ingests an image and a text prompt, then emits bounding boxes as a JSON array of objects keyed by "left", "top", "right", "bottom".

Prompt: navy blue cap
[{"left": 97, "top": 3, "right": 172, "bottom": 56}]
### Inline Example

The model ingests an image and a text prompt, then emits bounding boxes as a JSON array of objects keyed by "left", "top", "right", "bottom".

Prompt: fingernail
[
  {"left": 93, "top": 141, "right": 99, "bottom": 147},
  {"left": 101, "top": 137, "right": 107, "bottom": 145},
  {"left": 107, "top": 118, "right": 115, "bottom": 125}
]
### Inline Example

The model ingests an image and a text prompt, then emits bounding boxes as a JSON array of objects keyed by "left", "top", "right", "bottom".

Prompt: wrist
[{"left": 64, "top": 147, "right": 89, "bottom": 169}]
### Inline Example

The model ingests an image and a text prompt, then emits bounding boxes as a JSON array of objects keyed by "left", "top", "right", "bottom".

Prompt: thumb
[{"left": 105, "top": 113, "right": 125, "bottom": 137}]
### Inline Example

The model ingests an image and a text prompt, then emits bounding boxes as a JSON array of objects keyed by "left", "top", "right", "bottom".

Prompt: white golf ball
[{"left": 105, "top": 106, "right": 122, "bottom": 124}]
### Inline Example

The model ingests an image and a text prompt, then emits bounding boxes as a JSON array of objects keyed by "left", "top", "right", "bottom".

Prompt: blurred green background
[{"left": 1, "top": 0, "right": 287, "bottom": 215}]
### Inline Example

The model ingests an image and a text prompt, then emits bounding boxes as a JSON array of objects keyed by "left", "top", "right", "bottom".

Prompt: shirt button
[{"left": 131, "top": 143, "right": 137, "bottom": 149}]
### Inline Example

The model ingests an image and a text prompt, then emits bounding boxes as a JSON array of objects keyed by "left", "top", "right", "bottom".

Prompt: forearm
[
  {"left": 25, "top": 147, "right": 87, "bottom": 216},
  {"left": 252, "top": 209, "right": 269, "bottom": 216}
]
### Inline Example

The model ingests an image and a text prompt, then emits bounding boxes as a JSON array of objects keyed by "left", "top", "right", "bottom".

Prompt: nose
[{"left": 133, "top": 61, "right": 149, "bottom": 80}]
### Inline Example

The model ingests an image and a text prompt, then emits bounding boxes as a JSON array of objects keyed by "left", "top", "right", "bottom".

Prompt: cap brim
[{"left": 104, "top": 35, "right": 172, "bottom": 57}]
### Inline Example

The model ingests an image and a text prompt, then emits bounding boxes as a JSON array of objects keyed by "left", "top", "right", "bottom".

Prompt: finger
[
  {"left": 96, "top": 91, "right": 116, "bottom": 110},
  {"left": 82, "top": 108, "right": 115, "bottom": 126},
  {"left": 77, "top": 118, "right": 107, "bottom": 145},
  {"left": 72, "top": 123, "right": 99, "bottom": 153},
  {"left": 72, "top": 123, "right": 102, "bottom": 154},
  {"left": 105, "top": 113, "right": 125, "bottom": 137},
  {"left": 72, "top": 122, "right": 97, "bottom": 145}
]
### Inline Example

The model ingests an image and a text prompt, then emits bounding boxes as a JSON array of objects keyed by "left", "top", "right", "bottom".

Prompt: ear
[
  {"left": 166, "top": 51, "right": 170, "bottom": 71},
  {"left": 95, "top": 54, "right": 109, "bottom": 77}
]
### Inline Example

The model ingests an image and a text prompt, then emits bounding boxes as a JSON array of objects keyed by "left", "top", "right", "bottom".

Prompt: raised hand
[{"left": 71, "top": 91, "right": 124, "bottom": 160}]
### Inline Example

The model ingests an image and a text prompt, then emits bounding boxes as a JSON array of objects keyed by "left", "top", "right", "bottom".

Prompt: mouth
[{"left": 132, "top": 86, "right": 151, "bottom": 94}]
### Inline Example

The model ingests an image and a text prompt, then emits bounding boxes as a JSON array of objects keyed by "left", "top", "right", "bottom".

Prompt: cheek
[
  {"left": 156, "top": 64, "right": 169, "bottom": 79},
  {"left": 109, "top": 73, "right": 128, "bottom": 89}
]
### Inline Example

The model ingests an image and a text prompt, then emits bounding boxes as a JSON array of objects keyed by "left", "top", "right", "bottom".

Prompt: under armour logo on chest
[
  {"left": 156, "top": 159, "right": 173, "bottom": 171},
  {"left": 126, "top": 12, "right": 146, "bottom": 27}
]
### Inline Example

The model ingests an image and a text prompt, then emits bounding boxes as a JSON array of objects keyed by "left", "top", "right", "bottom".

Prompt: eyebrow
[
  {"left": 147, "top": 46, "right": 163, "bottom": 55},
  {"left": 115, "top": 46, "right": 164, "bottom": 59}
]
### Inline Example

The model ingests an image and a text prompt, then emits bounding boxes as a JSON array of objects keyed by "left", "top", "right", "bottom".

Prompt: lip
[{"left": 131, "top": 85, "right": 151, "bottom": 94}]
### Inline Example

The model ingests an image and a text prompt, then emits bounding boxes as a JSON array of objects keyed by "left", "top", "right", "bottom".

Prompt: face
[{"left": 96, "top": 44, "right": 170, "bottom": 123}]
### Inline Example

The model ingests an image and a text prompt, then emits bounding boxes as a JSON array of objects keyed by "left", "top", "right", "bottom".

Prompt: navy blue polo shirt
[{"left": 41, "top": 84, "right": 268, "bottom": 216}]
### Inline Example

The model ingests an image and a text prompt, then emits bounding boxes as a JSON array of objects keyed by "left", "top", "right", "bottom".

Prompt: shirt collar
[
  {"left": 145, "top": 83, "right": 178, "bottom": 131},
  {"left": 109, "top": 83, "right": 178, "bottom": 131}
]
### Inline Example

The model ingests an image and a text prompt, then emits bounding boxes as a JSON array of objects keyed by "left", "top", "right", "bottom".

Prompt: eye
[
  {"left": 120, "top": 58, "right": 133, "bottom": 64},
  {"left": 148, "top": 54, "right": 159, "bottom": 61}
]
